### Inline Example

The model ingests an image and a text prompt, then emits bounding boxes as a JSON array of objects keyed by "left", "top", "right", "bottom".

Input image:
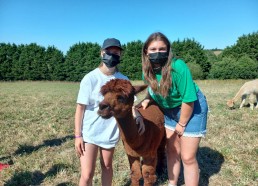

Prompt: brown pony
[{"left": 98, "top": 79, "right": 166, "bottom": 186}]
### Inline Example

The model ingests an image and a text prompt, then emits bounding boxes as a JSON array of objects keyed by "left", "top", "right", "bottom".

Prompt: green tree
[
  {"left": 233, "top": 55, "right": 258, "bottom": 79},
  {"left": 172, "top": 39, "right": 210, "bottom": 79},
  {"left": 207, "top": 56, "right": 257, "bottom": 79},
  {"left": 120, "top": 40, "right": 143, "bottom": 80},
  {"left": 0, "top": 43, "right": 18, "bottom": 80},
  {"left": 45, "top": 46, "right": 65, "bottom": 80},
  {"left": 12, "top": 44, "right": 25, "bottom": 80},
  {"left": 204, "top": 50, "right": 219, "bottom": 65},
  {"left": 208, "top": 57, "right": 236, "bottom": 79},
  {"left": 64, "top": 42, "right": 100, "bottom": 81},
  {"left": 15, "top": 43, "right": 46, "bottom": 80},
  {"left": 222, "top": 31, "right": 258, "bottom": 62}
]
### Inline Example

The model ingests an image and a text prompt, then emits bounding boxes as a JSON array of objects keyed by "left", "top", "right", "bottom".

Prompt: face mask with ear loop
[
  {"left": 148, "top": 52, "right": 168, "bottom": 72},
  {"left": 102, "top": 52, "right": 121, "bottom": 68}
]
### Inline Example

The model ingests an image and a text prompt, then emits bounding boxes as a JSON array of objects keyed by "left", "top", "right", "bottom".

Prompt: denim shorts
[{"left": 163, "top": 90, "right": 208, "bottom": 137}]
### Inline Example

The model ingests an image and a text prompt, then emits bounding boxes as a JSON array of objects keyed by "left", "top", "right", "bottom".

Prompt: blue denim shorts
[{"left": 163, "top": 90, "right": 208, "bottom": 137}]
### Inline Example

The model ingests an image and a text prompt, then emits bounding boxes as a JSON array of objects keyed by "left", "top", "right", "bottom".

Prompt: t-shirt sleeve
[
  {"left": 173, "top": 60, "right": 197, "bottom": 103},
  {"left": 77, "top": 75, "right": 92, "bottom": 105}
]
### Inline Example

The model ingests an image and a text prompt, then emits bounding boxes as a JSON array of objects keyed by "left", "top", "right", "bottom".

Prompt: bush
[
  {"left": 208, "top": 56, "right": 258, "bottom": 79},
  {"left": 187, "top": 62, "right": 204, "bottom": 80},
  {"left": 233, "top": 55, "right": 258, "bottom": 79},
  {"left": 172, "top": 38, "right": 210, "bottom": 79},
  {"left": 208, "top": 57, "right": 236, "bottom": 79}
]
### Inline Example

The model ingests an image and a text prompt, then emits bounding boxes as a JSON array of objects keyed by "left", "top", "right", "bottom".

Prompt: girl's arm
[
  {"left": 74, "top": 103, "right": 86, "bottom": 156},
  {"left": 179, "top": 102, "right": 194, "bottom": 125},
  {"left": 175, "top": 102, "right": 194, "bottom": 135},
  {"left": 139, "top": 91, "right": 154, "bottom": 109}
]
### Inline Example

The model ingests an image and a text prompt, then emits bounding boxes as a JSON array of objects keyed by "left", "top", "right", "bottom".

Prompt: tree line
[{"left": 0, "top": 31, "right": 257, "bottom": 81}]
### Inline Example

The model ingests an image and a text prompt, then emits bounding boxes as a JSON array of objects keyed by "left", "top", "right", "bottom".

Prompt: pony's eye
[{"left": 117, "top": 95, "right": 126, "bottom": 103}]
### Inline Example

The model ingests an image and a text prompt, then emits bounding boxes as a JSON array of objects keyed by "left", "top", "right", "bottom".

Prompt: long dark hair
[{"left": 142, "top": 32, "right": 173, "bottom": 97}]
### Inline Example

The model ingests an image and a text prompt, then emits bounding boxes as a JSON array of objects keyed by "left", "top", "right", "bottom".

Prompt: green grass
[{"left": 0, "top": 80, "right": 257, "bottom": 186}]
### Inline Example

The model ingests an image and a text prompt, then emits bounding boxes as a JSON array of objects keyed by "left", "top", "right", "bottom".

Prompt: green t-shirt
[{"left": 148, "top": 58, "right": 199, "bottom": 109}]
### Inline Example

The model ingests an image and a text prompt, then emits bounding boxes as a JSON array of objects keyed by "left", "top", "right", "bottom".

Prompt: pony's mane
[{"left": 100, "top": 79, "right": 135, "bottom": 98}]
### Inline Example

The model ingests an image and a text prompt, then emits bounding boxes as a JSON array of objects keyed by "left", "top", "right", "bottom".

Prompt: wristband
[
  {"left": 177, "top": 122, "right": 186, "bottom": 127},
  {"left": 74, "top": 135, "right": 82, "bottom": 138}
]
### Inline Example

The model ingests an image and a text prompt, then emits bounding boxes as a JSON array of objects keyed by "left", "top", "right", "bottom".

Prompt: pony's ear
[{"left": 133, "top": 85, "right": 148, "bottom": 95}]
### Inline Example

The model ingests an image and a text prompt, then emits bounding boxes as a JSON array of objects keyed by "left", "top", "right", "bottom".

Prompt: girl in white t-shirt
[{"left": 74, "top": 38, "right": 144, "bottom": 186}]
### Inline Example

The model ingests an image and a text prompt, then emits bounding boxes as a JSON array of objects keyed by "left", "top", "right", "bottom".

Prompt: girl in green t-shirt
[{"left": 141, "top": 32, "right": 208, "bottom": 186}]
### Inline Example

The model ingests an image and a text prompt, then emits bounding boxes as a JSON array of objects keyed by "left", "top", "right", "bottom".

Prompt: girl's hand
[
  {"left": 141, "top": 99, "right": 150, "bottom": 110},
  {"left": 133, "top": 107, "right": 145, "bottom": 135},
  {"left": 75, "top": 137, "right": 85, "bottom": 157},
  {"left": 174, "top": 123, "right": 186, "bottom": 136},
  {"left": 136, "top": 116, "right": 145, "bottom": 135}
]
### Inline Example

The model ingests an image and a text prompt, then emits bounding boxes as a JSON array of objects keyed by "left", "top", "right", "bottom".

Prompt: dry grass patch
[{"left": 0, "top": 80, "right": 257, "bottom": 185}]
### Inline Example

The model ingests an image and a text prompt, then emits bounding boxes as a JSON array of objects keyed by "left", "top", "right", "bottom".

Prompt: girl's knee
[
  {"left": 100, "top": 161, "right": 113, "bottom": 172},
  {"left": 181, "top": 155, "right": 197, "bottom": 166},
  {"left": 80, "top": 173, "right": 94, "bottom": 184},
  {"left": 81, "top": 168, "right": 95, "bottom": 181}
]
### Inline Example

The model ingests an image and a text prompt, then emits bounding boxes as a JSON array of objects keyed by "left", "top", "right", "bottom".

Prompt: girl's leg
[
  {"left": 166, "top": 128, "right": 181, "bottom": 185},
  {"left": 180, "top": 136, "right": 201, "bottom": 186},
  {"left": 79, "top": 143, "right": 98, "bottom": 186},
  {"left": 99, "top": 147, "right": 115, "bottom": 186}
]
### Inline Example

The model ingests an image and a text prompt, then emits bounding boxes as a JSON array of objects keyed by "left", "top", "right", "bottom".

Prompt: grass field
[{"left": 0, "top": 80, "right": 257, "bottom": 186}]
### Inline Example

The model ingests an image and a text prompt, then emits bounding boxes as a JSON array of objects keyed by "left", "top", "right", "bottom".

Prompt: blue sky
[{"left": 1, "top": 0, "right": 257, "bottom": 54}]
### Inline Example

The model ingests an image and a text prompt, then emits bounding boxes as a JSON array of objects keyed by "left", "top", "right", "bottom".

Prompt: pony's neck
[
  {"left": 232, "top": 86, "right": 245, "bottom": 102},
  {"left": 116, "top": 113, "right": 140, "bottom": 144}
]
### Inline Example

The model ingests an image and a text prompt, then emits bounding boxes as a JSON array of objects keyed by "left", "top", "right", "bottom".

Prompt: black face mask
[
  {"left": 102, "top": 53, "right": 120, "bottom": 68},
  {"left": 148, "top": 52, "right": 168, "bottom": 64}
]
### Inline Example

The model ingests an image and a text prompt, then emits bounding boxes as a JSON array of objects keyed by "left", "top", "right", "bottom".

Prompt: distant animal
[
  {"left": 98, "top": 79, "right": 166, "bottom": 186},
  {"left": 227, "top": 79, "right": 258, "bottom": 110},
  {"left": 248, "top": 93, "right": 258, "bottom": 110}
]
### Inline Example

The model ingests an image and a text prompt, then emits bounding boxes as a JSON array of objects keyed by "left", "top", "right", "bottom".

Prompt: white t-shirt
[{"left": 76, "top": 68, "right": 129, "bottom": 149}]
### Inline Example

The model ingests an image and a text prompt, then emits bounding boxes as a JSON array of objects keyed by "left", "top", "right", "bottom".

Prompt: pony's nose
[{"left": 99, "top": 102, "right": 110, "bottom": 111}]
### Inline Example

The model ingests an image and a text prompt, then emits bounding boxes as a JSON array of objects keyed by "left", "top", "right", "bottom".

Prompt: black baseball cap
[{"left": 102, "top": 38, "right": 122, "bottom": 50}]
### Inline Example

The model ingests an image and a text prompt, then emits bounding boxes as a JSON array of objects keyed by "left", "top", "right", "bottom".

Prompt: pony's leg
[
  {"left": 240, "top": 95, "right": 247, "bottom": 109},
  {"left": 142, "top": 157, "right": 157, "bottom": 186},
  {"left": 254, "top": 98, "right": 258, "bottom": 109},
  {"left": 127, "top": 155, "right": 142, "bottom": 186},
  {"left": 156, "top": 133, "right": 167, "bottom": 175},
  {"left": 250, "top": 103, "right": 254, "bottom": 110},
  {"left": 249, "top": 93, "right": 255, "bottom": 110}
]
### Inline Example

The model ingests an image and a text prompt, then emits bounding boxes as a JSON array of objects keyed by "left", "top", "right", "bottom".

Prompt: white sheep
[{"left": 227, "top": 79, "right": 258, "bottom": 110}]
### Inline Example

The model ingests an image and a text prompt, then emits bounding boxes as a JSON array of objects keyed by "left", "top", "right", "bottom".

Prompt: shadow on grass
[
  {"left": 123, "top": 146, "right": 224, "bottom": 186},
  {"left": 4, "top": 163, "right": 76, "bottom": 186},
  {"left": 197, "top": 146, "right": 225, "bottom": 186},
  {"left": 14, "top": 135, "right": 73, "bottom": 156},
  {"left": 178, "top": 146, "right": 224, "bottom": 186},
  {"left": 0, "top": 156, "right": 14, "bottom": 165}
]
